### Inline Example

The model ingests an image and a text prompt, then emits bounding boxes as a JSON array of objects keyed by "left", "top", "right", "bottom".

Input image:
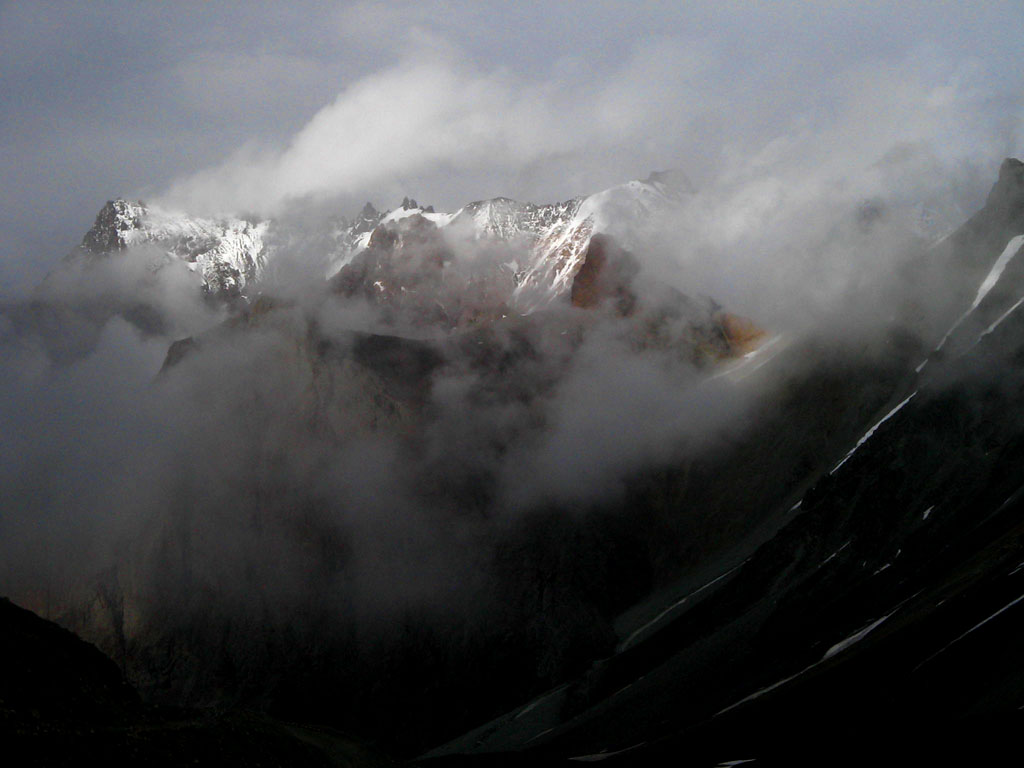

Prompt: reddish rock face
[
  {"left": 716, "top": 312, "right": 767, "bottom": 355},
  {"left": 570, "top": 233, "right": 768, "bottom": 362},
  {"left": 570, "top": 234, "right": 638, "bottom": 316}
]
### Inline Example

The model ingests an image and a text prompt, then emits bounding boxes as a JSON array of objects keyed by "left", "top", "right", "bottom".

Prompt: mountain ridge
[{"left": 73, "top": 171, "right": 694, "bottom": 307}]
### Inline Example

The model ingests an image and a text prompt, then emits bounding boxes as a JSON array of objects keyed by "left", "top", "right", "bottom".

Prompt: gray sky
[{"left": 2, "top": 0, "right": 1023, "bottom": 295}]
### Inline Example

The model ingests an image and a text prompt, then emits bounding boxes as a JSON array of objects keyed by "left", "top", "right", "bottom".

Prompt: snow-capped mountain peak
[
  {"left": 73, "top": 171, "right": 694, "bottom": 306},
  {"left": 79, "top": 199, "right": 268, "bottom": 298}
]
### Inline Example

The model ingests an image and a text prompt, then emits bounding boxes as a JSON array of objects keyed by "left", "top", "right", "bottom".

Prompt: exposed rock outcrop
[
  {"left": 81, "top": 200, "right": 147, "bottom": 254},
  {"left": 570, "top": 233, "right": 639, "bottom": 315},
  {"left": 716, "top": 311, "right": 768, "bottom": 355}
]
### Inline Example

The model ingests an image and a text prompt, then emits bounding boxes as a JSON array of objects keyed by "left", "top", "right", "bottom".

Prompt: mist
[{"left": 2, "top": 2, "right": 1024, "bottom": 754}]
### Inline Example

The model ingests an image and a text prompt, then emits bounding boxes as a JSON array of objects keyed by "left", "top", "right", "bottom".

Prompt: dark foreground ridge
[{"left": 0, "top": 597, "right": 395, "bottom": 767}]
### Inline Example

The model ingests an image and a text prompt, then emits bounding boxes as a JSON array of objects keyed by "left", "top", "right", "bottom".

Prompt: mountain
[
  {"left": 77, "top": 199, "right": 269, "bottom": 300},
  {"left": 5, "top": 159, "right": 1024, "bottom": 764}
]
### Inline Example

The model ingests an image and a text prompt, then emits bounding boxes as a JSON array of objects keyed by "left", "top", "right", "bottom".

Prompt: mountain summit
[{"left": 73, "top": 172, "right": 692, "bottom": 306}]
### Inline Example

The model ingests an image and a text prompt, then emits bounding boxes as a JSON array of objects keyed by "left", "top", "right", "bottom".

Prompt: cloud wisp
[{"left": 158, "top": 42, "right": 706, "bottom": 215}]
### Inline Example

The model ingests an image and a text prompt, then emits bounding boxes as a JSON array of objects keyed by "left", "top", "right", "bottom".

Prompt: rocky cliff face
[
  {"left": 80, "top": 199, "right": 146, "bottom": 254},
  {"left": 569, "top": 233, "right": 639, "bottom": 314}
]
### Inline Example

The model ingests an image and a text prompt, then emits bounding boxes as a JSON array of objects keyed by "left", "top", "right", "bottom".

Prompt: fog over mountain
[{"left": 3, "top": 3, "right": 1024, "bottom": 765}]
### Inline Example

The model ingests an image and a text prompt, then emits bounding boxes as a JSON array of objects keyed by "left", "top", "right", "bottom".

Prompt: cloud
[
  {"left": 158, "top": 41, "right": 707, "bottom": 214},
  {"left": 167, "top": 52, "right": 329, "bottom": 120},
  {"left": 605, "top": 48, "right": 1024, "bottom": 338},
  {"left": 157, "top": 23, "right": 1022, "bottom": 229},
  {"left": 496, "top": 320, "right": 749, "bottom": 511}
]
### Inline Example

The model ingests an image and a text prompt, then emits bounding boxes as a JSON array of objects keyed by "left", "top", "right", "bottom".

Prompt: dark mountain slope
[{"left": 420, "top": 160, "right": 1024, "bottom": 763}]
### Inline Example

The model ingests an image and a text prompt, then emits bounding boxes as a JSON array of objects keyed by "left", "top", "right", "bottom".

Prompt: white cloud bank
[
  {"left": 159, "top": 32, "right": 1021, "bottom": 223},
  {"left": 158, "top": 42, "right": 706, "bottom": 214}
]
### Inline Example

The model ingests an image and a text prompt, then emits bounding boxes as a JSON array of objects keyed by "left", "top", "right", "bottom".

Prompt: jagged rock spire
[
  {"left": 986, "top": 157, "right": 1024, "bottom": 212},
  {"left": 81, "top": 199, "right": 146, "bottom": 254}
]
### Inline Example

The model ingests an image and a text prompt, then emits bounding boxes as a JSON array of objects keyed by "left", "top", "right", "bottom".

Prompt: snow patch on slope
[
  {"left": 978, "top": 295, "right": 1024, "bottom": 341},
  {"left": 823, "top": 611, "right": 896, "bottom": 660},
  {"left": 830, "top": 392, "right": 917, "bottom": 475},
  {"left": 973, "top": 234, "right": 1024, "bottom": 310},
  {"left": 933, "top": 234, "right": 1024, "bottom": 354},
  {"left": 617, "top": 561, "right": 746, "bottom": 652}
]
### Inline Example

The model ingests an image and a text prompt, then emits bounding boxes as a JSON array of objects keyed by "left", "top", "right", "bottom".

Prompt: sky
[{"left": 1, "top": 0, "right": 1023, "bottom": 295}]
